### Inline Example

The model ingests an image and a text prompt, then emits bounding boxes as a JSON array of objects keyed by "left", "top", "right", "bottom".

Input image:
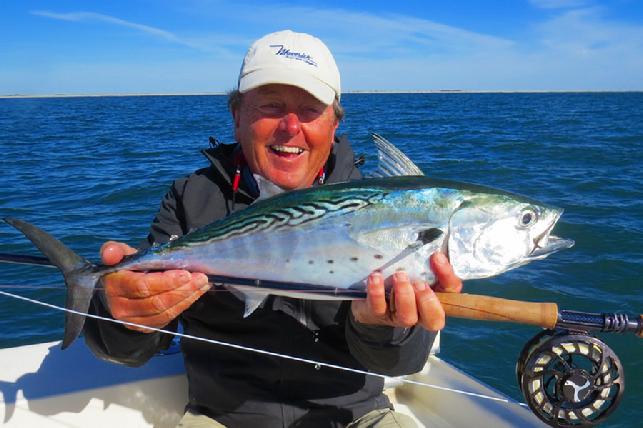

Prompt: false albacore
[{"left": 4, "top": 134, "right": 574, "bottom": 349}]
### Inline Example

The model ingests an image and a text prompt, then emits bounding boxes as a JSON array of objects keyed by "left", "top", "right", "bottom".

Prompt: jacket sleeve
[
  {"left": 345, "top": 311, "right": 436, "bottom": 376},
  {"left": 83, "top": 180, "right": 186, "bottom": 367}
]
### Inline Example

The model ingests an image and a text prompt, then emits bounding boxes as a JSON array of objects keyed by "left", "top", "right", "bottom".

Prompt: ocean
[{"left": 1, "top": 93, "right": 641, "bottom": 427}]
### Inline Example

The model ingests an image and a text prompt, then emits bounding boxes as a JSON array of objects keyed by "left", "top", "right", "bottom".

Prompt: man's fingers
[
  {"left": 98, "top": 239, "right": 211, "bottom": 332},
  {"left": 100, "top": 241, "right": 137, "bottom": 265},
  {"left": 365, "top": 271, "right": 388, "bottom": 317},
  {"left": 415, "top": 282, "right": 446, "bottom": 332},
  {"left": 119, "top": 282, "right": 212, "bottom": 331},
  {"left": 111, "top": 280, "right": 211, "bottom": 323},
  {"left": 104, "top": 270, "right": 208, "bottom": 299},
  {"left": 431, "top": 252, "right": 463, "bottom": 293},
  {"left": 392, "top": 271, "right": 418, "bottom": 327}
]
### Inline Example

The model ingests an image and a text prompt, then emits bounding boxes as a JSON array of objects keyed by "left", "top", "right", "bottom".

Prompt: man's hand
[
  {"left": 100, "top": 241, "right": 210, "bottom": 333},
  {"left": 351, "top": 252, "right": 462, "bottom": 332}
]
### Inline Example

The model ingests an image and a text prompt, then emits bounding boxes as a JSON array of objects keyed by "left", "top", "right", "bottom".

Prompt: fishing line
[{"left": 0, "top": 289, "right": 528, "bottom": 408}]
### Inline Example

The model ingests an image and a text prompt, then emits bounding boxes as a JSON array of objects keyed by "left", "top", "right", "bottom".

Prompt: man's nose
[{"left": 278, "top": 113, "right": 301, "bottom": 136}]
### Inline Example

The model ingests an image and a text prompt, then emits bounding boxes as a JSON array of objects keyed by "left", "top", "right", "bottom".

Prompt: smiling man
[
  {"left": 232, "top": 83, "right": 338, "bottom": 191},
  {"left": 85, "top": 30, "right": 462, "bottom": 428}
]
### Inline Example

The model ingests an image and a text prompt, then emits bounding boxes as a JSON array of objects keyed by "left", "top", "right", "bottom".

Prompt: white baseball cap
[{"left": 238, "top": 30, "right": 341, "bottom": 105}]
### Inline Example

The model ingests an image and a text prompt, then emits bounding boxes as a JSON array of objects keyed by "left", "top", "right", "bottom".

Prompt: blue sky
[{"left": 2, "top": 0, "right": 642, "bottom": 94}]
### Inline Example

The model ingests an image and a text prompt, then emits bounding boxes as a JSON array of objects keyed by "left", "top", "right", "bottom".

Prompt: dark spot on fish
[
  {"left": 327, "top": 259, "right": 334, "bottom": 264},
  {"left": 374, "top": 254, "right": 384, "bottom": 260},
  {"left": 308, "top": 260, "right": 314, "bottom": 265},
  {"left": 329, "top": 270, "right": 334, "bottom": 274},
  {"left": 286, "top": 259, "right": 291, "bottom": 263},
  {"left": 350, "top": 257, "right": 358, "bottom": 262}
]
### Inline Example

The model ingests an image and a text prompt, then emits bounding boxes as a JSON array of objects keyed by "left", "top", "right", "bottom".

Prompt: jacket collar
[{"left": 201, "top": 135, "right": 357, "bottom": 199}]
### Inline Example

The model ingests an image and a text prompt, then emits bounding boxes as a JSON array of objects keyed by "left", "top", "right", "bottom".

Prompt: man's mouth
[{"left": 269, "top": 145, "right": 305, "bottom": 156}]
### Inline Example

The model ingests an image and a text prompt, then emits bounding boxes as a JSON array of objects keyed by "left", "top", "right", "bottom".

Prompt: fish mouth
[
  {"left": 529, "top": 211, "right": 574, "bottom": 259},
  {"left": 530, "top": 235, "right": 575, "bottom": 258}
]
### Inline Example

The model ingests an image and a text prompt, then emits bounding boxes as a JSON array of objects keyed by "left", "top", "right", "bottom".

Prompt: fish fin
[
  {"left": 225, "top": 285, "right": 269, "bottom": 317},
  {"left": 3, "top": 218, "right": 101, "bottom": 350},
  {"left": 243, "top": 294, "right": 267, "bottom": 317},
  {"left": 369, "top": 133, "right": 425, "bottom": 177},
  {"left": 418, "top": 228, "right": 444, "bottom": 245},
  {"left": 376, "top": 228, "right": 445, "bottom": 272},
  {"left": 354, "top": 225, "right": 444, "bottom": 253}
]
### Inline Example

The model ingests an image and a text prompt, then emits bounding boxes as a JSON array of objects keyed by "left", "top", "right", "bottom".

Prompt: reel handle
[{"left": 436, "top": 293, "right": 559, "bottom": 328}]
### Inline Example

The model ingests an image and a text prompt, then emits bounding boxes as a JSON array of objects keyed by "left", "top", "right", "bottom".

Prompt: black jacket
[{"left": 84, "top": 136, "right": 435, "bottom": 428}]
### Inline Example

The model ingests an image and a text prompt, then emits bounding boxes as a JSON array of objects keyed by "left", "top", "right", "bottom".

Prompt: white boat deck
[{"left": 0, "top": 340, "right": 545, "bottom": 427}]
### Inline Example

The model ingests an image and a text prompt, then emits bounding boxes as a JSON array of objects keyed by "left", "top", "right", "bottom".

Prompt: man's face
[{"left": 233, "top": 84, "right": 339, "bottom": 190}]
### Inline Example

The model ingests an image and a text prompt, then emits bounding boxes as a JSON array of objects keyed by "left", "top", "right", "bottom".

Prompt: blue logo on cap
[{"left": 270, "top": 45, "right": 318, "bottom": 67}]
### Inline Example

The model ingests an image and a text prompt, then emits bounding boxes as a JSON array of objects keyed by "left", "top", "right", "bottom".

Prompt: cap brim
[{"left": 239, "top": 68, "right": 336, "bottom": 105}]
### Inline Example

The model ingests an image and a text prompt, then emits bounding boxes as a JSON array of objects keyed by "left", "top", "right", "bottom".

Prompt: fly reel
[{"left": 517, "top": 329, "right": 624, "bottom": 427}]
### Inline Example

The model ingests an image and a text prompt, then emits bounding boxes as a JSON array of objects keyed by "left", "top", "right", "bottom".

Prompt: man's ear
[
  {"left": 330, "top": 118, "right": 339, "bottom": 143},
  {"left": 231, "top": 108, "right": 241, "bottom": 141},
  {"left": 232, "top": 107, "right": 240, "bottom": 129}
]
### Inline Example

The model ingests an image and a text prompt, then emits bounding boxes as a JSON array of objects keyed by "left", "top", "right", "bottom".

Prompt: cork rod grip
[
  {"left": 436, "top": 293, "right": 559, "bottom": 329},
  {"left": 638, "top": 315, "right": 643, "bottom": 338}
]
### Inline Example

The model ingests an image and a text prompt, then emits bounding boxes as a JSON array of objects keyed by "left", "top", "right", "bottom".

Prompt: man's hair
[{"left": 227, "top": 89, "right": 345, "bottom": 122}]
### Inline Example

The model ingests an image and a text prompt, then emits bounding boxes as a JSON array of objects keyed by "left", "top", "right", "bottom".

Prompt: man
[{"left": 85, "top": 30, "right": 462, "bottom": 427}]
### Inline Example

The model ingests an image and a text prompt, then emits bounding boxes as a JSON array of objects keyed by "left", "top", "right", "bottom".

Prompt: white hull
[{"left": 0, "top": 340, "right": 545, "bottom": 427}]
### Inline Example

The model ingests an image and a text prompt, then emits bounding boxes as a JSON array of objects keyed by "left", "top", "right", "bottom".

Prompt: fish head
[{"left": 447, "top": 194, "right": 574, "bottom": 279}]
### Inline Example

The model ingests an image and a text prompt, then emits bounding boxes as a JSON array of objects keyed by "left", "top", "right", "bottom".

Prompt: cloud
[
  {"left": 188, "top": 3, "right": 515, "bottom": 58},
  {"left": 307, "top": 4, "right": 642, "bottom": 90},
  {"left": 30, "top": 10, "right": 233, "bottom": 55},
  {"left": 16, "top": 2, "right": 643, "bottom": 92},
  {"left": 529, "top": 0, "right": 590, "bottom": 9},
  {"left": 535, "top": 7, "right": 643, "bottom": 57}
]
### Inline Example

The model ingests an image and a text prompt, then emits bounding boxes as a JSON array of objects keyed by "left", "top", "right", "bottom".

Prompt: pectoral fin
[
  {"left": 375, "top": 228, "right": 444, "bottom": 272},
  {"left": 417, "top": 228, "right": 444, "bottom": 245}
]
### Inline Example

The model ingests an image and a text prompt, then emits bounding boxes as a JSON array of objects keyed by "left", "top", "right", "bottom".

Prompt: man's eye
[{"left": 300, "top": 106, "right": 323, "bottom": 118}]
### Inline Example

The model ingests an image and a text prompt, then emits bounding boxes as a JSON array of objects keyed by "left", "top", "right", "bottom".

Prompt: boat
[{"left": 0, "top": 336, "right": 545, "bottom": 427}]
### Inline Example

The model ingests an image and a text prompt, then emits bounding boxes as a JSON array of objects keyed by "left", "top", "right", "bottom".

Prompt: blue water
[{"left": 1, "top": 93, "right": 641, "bottom": 427}]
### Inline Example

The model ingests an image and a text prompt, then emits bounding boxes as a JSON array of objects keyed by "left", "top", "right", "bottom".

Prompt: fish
[{"left": 4, "top": 134, "right": 574, "bottom": 349}]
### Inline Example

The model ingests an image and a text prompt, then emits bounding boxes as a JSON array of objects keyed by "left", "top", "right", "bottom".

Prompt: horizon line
[{"left": 2, "top": 89, "right": 643, "bottom": 99}]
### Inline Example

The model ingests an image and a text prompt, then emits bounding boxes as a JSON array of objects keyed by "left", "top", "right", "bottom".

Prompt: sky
[{"left": 1, "top": 0, "right": 643, "bottom": 95}]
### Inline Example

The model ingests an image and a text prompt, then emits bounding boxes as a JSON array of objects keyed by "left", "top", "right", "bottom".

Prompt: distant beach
[
  {"left": 0, "top": 93, "right": 227, "bottom": 99},
  {"left": 2, "top": 90, "right": 642, "bottom": 99}
]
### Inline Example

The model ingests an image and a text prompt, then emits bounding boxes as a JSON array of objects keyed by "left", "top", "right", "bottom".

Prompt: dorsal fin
[{"left": 370, "top": 133, "right": 424, "bottom": 177}]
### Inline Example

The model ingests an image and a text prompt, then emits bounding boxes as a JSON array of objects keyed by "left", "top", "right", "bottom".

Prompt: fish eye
[{"left": 518, "top": 208, "right": 538, "bottom": 228}]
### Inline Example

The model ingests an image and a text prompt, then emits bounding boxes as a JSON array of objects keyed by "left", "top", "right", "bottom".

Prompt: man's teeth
[{"left": 270, "top": 145, "right": 304, "bottom": 154}]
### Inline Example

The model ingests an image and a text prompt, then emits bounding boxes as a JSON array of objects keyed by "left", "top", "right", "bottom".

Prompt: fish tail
[{"left": 4, "top": 217, "right": 101, "bottom": 349}]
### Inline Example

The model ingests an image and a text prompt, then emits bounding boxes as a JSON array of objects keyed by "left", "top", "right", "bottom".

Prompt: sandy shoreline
[
  {"left": 0, "top": 93, "right": 226, "bottom": 99},
  {"left": 1, "top": 90, "right": 641, "bottom": 99}
]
